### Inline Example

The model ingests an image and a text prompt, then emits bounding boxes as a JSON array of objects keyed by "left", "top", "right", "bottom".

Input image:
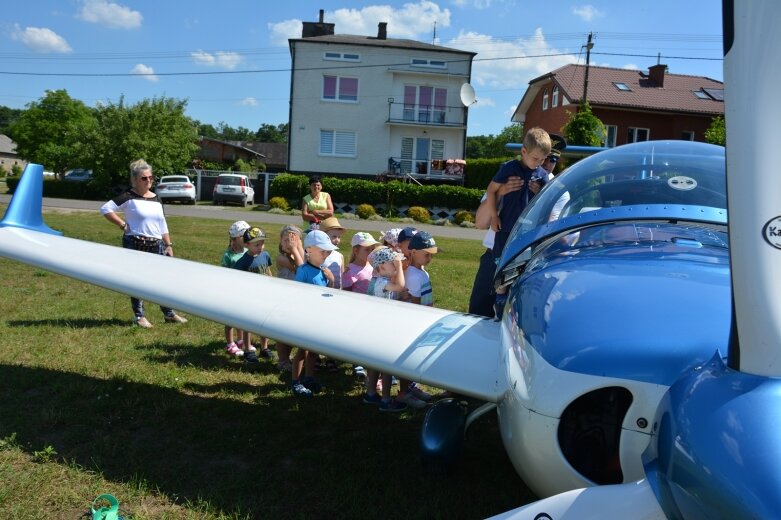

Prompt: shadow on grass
[
  {"left": 0, "top": 364, "right": 531, "bottom": 519},
  {"left": 7, "top": 318, "right": 129, "bottom": 328}
]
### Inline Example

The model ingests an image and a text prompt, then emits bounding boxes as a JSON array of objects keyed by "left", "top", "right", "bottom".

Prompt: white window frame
[
  {"left": 604, "top": 125, "right": 618, "bottom": 147},
  {"left": 627, "top": 127, "right": 650, "bottom": 143},
  {"left": 322, "top": 75, "right": 359, "bottom": 103},
  {"left": 319, "top": 129, "right": 357, "bottom": 157},
  {"left": 410, "top": 58, "right": 447, "bottom": 69},
  {"left": 542, "top": 88, "right": 549, "bottom": 110},
  {"left": 400, "top": 136, "right": 445, "bottom": 175},
  {"left": 323, "top": 52, "right": 360, "bottom": 62},
  {"left": 552, "top": 86, "right": 559, "bottom": 108}
]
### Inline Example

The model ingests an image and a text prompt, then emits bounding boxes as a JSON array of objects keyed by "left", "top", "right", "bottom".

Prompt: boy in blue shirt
[
  {"left": 291, "top": 230, "right": 337, "bottom": 396},
  {"left": 233, "top": 226, "right": 273, "bottom": 362}
]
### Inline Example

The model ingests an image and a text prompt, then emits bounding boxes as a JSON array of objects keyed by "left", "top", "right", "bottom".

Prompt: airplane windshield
[{"left": 506, "top": 141, "right": 726, "bottom": 245}]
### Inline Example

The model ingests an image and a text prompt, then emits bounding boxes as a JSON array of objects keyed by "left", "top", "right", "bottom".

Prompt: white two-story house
[{"left": 287, "top": 11, "right": 476, "bottom": 181}]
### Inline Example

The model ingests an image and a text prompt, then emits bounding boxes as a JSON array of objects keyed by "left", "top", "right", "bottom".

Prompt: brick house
[
  {"left": 512, "top": 64, "right": 724, "bottom": 146},
  {"left": 0, "top": 134, "right": 27, "bottom": 174},
  {"left": 197, "top": 136, "right": 265, "bottom": 165}
]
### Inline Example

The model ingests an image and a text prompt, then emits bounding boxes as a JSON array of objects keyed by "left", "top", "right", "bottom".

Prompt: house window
[
  {"left": 319, "top": 130, "right": 357, "bottom": 157},
  {"left": 604, "top": 125, "right": 618, "bottom": 147},
  {"left": 552, "top": 86, "right": 559, "bottom": 108},
  {"left": 542, "top": 88, "right": 549, "bottom": 110},
  {"left": 323, "top": 76, "right": 358, "bottom": 102},
  {"left": 693, "top": 90, "right": 711, "bottom": 99},
  {"left": 410, "top": 58, "right": 447, "bottom": 69},
  {"left": 403, "top": 85, "right": 448, "bottom": 123},
  {"left": 613, "top": 82, "right": 632, "bottom": 91},
  {"left": 400, "top": 137, "right": 444, "bottom": 175},
  {"left": 323, "top": 52, "right": 360, "bottom": 62},
  {"left": 681, "top": 131, "right": 695, "bottom": 141},
  {"left": 627, "top": 127, "right": 650, "bottom": 143}
]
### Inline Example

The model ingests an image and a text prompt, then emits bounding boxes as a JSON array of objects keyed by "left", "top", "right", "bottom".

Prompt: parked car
[
  {"left": 156, "top": 175, "right": 196, "bottom": 204},
  {"left": 212, "top": 173, "right": 255, "bottom": 207},
  {"left": 62, "top": 169, "right": 93, "bottom": 182}
]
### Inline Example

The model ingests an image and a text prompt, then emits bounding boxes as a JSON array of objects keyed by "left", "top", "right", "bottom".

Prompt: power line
[{"left": 0, "top": 50, "right": 722, "bottom": 78}]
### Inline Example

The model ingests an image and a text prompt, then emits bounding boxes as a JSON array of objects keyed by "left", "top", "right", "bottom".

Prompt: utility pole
[
  {"left": 432, "top": 21, "right": 437, "bottom": 45},
  {"left": 582, "top": 32, "right": 594, "bottom": 105}
]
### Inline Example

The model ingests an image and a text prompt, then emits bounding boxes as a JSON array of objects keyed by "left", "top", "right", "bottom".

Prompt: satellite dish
[{"left": 460, "top": 83, "right": 477, "bottom": 106}]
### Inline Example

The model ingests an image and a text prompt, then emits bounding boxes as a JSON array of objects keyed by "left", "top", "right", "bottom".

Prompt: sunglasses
[{"left": 138, "top": 176, "right": 154, "bottom": 182}]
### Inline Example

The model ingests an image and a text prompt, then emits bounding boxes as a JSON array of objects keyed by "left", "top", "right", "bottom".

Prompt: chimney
[
  {"left": 301, "top": 9, "right": 335, "bottom": 38},
  {"left": 649, "top": 64, "right": 667, "bottom": 88},
  {"left": 378, "top": 22, "right": 387, "bottom": 40}
]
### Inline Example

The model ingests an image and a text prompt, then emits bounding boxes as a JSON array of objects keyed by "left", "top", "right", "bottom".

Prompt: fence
[{"left": 185, "top": 169, "right": 280, "bottom": 204}]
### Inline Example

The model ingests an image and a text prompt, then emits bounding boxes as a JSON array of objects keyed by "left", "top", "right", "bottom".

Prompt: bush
[
  {"left": 270, "top": 174, "right": 482, "bottom": 211},
  {"left": 356, "top": 203, "right": 376, "bottom": 219},
  {"left": 454, "top": 210, "right": 475, "bottom": 225},
  {"left": 407, "top": 206, "right": 431, "bottom": 223},
  {"left": 463, "top": 158, "right": 507, "bottom": 189},
  {"left": 268, "top": 196, "right": 289, "bottom": 211}
]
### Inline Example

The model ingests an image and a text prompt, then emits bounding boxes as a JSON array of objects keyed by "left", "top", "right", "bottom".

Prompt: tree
[
  {"left": 705, "top": 115, "right": 726, "bottom": 146},
  {"left": 466, "top": 124, "right": 522, "bottom": 158},
  {"left": 8, "top": 90, "right": 97, "bottom": 174},
  {"left": 562, "top": 102, "right": 606, "bottom": 147},
  {"left": 90, "top": 96, "right": 199, "bottom": 187},
  {"left": 255, "top": 123, "right": 288, "bottom": 143},
  {"left": 0, "top": 106, "right": 24, "bottom": 136}
]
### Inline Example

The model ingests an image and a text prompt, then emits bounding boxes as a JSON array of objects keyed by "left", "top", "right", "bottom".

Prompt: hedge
[
  {"left": 270, "top": 174, "right": 484, "bottom": 211},
  {"left": 463, "top": 157, "right": 513, "bottom": 189},
  {"left": 5, "top": 177, "right": 112, "bottom": 200}
]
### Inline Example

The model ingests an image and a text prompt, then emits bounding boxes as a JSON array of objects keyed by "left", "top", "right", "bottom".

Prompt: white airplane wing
[{"left": 0, "top": 165, "right": 505, "bottom": 402}]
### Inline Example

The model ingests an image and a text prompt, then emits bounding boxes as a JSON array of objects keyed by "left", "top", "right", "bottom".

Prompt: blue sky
[{"left": 1, "top": 0, "right": 723, "bottom": 136}]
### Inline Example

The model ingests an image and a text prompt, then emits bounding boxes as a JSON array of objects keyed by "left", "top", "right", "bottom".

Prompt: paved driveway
[{"left": 0, "top": 194, "right": 486, "bottom": 241}]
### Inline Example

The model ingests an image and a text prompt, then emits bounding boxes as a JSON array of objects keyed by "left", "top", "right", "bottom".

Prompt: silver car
[{"left": 156, "top": 175, "right": 196, "bottom": 204}]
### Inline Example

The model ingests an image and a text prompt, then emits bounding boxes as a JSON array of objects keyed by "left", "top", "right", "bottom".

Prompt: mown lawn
[{"left": 0, "top": 207, "right": 535, "bottom": 519}]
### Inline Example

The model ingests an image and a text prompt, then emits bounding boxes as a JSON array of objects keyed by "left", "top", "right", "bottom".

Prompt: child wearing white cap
[
  {"left": 290, "top": 230, "right": 338, "bottom": 397},
  {"left": 342, "top": 232, "right": 380, "bottom": 294},
  {"left": 220, "top": 221, "right": 250, "bottom": 358},
  {"left": 362, "top": 246, "right": 408, "bottom": 412}
]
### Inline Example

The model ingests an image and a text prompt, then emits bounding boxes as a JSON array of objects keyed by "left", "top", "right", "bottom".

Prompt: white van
[{"left": 212, "top": 174, "right": 255, "bottom": 207}]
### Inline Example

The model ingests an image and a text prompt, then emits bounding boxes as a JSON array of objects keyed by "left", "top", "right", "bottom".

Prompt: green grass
[{"left": 0, "top": 207, "right": 535, "bottom": 519}]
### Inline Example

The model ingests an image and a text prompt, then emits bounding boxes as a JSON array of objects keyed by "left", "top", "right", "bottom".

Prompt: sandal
[{"left": 226, "top": 343, "right": 243, "bottom": 357}]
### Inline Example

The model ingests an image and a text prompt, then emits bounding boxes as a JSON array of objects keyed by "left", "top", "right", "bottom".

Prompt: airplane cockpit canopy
[{"left": 497, "top": 140, "right": 727, "bottom": 281}]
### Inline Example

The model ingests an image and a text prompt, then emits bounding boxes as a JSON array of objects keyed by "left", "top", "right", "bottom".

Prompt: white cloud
[
  {"left": 268, "top": 1, "right": 451, "bottom": 45},
  {"left": 241, "top": 97, "right": 258, "bottom": 107},
  {"left": 506, "top": 104, "right": 518, "bottom": 118},
  {"left": 447, "top": 28, "right": 578, "bottom": 90},
  {"left": 622, "top": 63, "right": 639, "bottom": 70},
  {"left": 130, "top": 63, "right": 158, "bottom": 82},
  {"left": 191, "top": 50, "right": 242, "bottom": 70},
  {"left": 78, "top": 0, "right": 142, "bottom": 29},
  {"left": 572, "top": 5, "right": 603, "bottom": 22},
  {"left": 11, "top": 25, "right": 72, "bottom": 53}
]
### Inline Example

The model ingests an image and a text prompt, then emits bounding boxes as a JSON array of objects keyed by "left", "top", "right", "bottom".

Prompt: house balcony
[
  {"left": 386, "top": 102, "right": 467, "bottom": 128},
  {"left": 386, "top": 157, "right": 465, "bottom": 184}
]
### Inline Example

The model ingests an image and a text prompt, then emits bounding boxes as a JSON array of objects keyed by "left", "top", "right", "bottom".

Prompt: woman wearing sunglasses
[{"left": 100, "top": 159, "right": 187, "bottom": 328}]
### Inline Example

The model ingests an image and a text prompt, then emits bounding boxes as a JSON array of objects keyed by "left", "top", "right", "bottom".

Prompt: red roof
[{"left": 539, "top": 64, "right": 723, "bottom": 115}]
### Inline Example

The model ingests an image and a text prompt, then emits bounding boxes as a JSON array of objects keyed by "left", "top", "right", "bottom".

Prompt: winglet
[{"left": 0, "top": 163, "right": 62, "bottom": 236}]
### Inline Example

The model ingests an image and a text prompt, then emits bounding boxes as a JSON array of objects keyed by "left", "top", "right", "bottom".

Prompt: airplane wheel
[{"left": 420, "top": 398, "right": 467, "bottom": 473}]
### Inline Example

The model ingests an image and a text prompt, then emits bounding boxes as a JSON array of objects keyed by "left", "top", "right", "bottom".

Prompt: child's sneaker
[
  {"left": 247, "top": 344, "right": 257, "bottom": 353},
  {"left": 225, "top": 342, "right": 243, "bottom": 357},
  {"left": 396, "top": 392, "right": 428, "bottom": 409},
  {"left": 379, "top": 399, "right": 407, "bottom": 413},
  {"left": 277, "top": 359, "right": 292, "bottom": 372},
  {"left": 353, "top": 365, "right": 367, "bottom": 379},
  {"left": 259, "top": 348, "right": 274, "bottom": 359},
  {"left": 236, "top": 339, "right": 244, "bottom": 348},
  {"left": 291, "top": 381, "right": 313, "bottom": 397},
  {"left": 244, "top": 351, "right": 260, "bottom": 364},
  {"left": 408, "top": 382, "right": 433, "bottom": 402},
  {"left": 362, "top": 393, "right": 382, "bottom": 405}
]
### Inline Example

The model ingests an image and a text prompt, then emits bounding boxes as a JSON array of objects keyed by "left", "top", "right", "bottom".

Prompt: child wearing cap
[
  {"left": 275, "top": 225, "right": 305, "bottom": 371},
  {"left": 380, "top": 228, "right": 402, "bottom": 252},
  {"left": 395, "top": 230, "right": 440, "bottom": 409},
  {"left": 221, "top": 221, "right": 250, "bottom": 358},
  {"left": 319, "top": 217, "right": 346, "bottom": 371},
  {"left": 362, "top": 246, "right": 408, "bottom": 412},
  {"left": 290, "top": 230, "right": 337, "bottom": 397},
  {"left": 342, "top": 232, "right": 380, "bottom": 294},
  {"left": 232, "top": 227, "right": 274, "bottom": 363}
]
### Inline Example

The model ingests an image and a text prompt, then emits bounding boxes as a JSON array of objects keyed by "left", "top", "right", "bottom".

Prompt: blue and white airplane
[{"left": 0, "top": 2, "right": 779, "bottom": 518}]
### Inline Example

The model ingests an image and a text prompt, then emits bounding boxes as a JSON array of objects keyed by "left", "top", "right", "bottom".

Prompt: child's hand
[
  {"left": 321, "top": 266, "right": 335, "bottom": 285},
  {"left": 490, "top": 214, "right": 501, "bottom": 232},
  {"left": 529, "top": 179, "right": 542, "bottom": 195}
]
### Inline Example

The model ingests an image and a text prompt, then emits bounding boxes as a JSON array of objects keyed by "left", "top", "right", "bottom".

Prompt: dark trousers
[
  {"left": 122, "top": 235, "right": 175, "bottom": 318},
  {"left": 468, "top": 248, "right": 497, "bottom": 318}
]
